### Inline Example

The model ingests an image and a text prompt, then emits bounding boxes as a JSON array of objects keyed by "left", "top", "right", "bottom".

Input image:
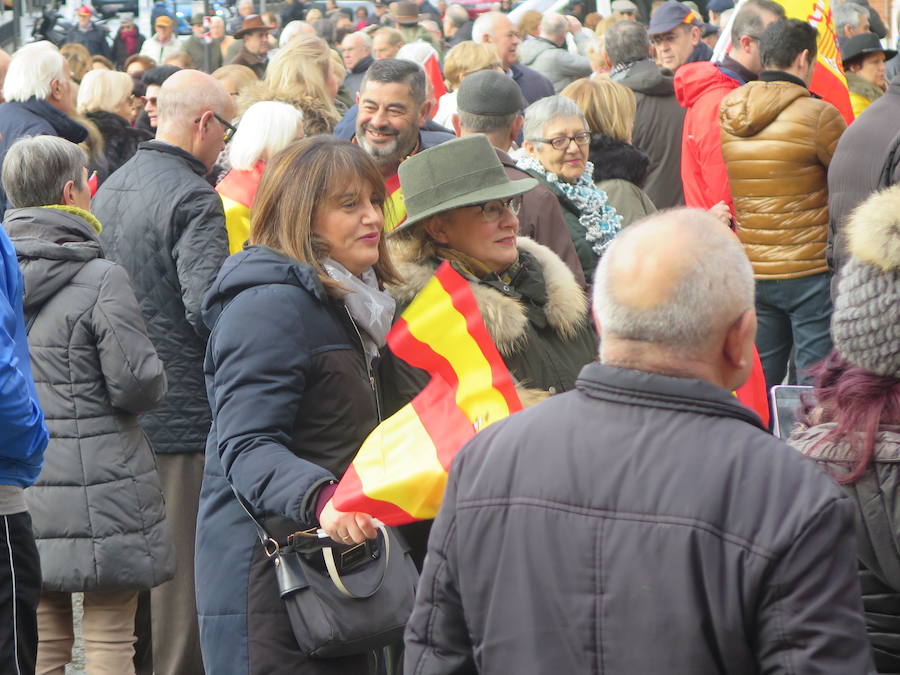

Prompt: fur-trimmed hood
[
  {"left": 237, "top": 81, "right": 340, "bottom": 136},
  {"left": 388, "top": 236, "right": 589, "bottom": 357}
]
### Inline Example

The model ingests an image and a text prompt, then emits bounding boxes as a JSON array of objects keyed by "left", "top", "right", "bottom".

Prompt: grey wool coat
[{"left": 6, "top": 206, "right": 175, "bottom": 592}]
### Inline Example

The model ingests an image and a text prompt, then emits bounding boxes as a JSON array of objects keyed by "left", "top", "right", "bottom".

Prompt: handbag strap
[
  {"left": 230, "top": 485, "right": 390, "bottom": 599},
  {"left": 323, "top": 523, "right": 390, "bottom": 599}
]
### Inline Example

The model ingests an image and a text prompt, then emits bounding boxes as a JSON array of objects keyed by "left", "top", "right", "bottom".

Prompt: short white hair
[
  {"left": 280, "top": 20, "right": 314, "bottom": 46},
  {"left": 541, "top": 13, "right": 568, "bottom": 41},
  {"left": 342, "top": 31, "right": 372, "bottom": 50},
  {"left": 3, "top": 41, "right": 67, "bottom": 103},
  {"left": 593, "top": 212, "right": 755, "bottom": 352},
  {"left": 472, "top": 11, "right": 504, "bottom": 43},
  {"left": 77, "top": 69, "right": 133, "bottom": 115},
  {"left": 228, "top": 101, "right": 303, "bottom": 170}
]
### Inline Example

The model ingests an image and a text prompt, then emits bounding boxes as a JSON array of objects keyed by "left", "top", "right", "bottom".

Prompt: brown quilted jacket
[{"left": 719, "top": 77, "right": 846, "bottom": 279}]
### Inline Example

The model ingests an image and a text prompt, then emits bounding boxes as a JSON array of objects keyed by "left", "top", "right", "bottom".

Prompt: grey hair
[
  {"left": 540, "top": 13, "right": 569, "bottom": 42},
  {"left": 3, "top": 41, "right": 67, "bottom": 102},
  {"left": 472, "top": 11, "right": 504, "bottom": 43},
  {"left": 604, "top": 20, "right": 650, "bottom": 67},
  {"left": 833, "top": 1, "right": 867, "bottom": 34},
  {"left": 343, "top": 30, "right": 372, "bottom": 50},
  {"left": 458, "top": 110, "right": 519, "bottom": 133},
  {"left": 445, "top": 4, "right": 469, "bottom": 28},
  {"left": 360, "top": 58, "right": 426, "bottom": 105},
  {"left": 2, "top": 136, "right": 87, "bottom": 208},
  {"left": 593, "top": 211, "right": 755, "bottom": 352},
  {"left": 523, "top": 95, "right": 587, "bottom": 146}
]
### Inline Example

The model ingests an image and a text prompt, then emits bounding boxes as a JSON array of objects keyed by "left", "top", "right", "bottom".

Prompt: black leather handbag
[{"left": 234, "top": 490, "right": 419, "bottom": 658}]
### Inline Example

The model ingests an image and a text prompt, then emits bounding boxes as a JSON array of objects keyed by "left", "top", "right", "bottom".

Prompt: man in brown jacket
[
  {"left": 451, "top": 69, "right": 586, "bottom": 288},
  {"left": 719, "top": 18, "right": 845, "bottom": 389}
]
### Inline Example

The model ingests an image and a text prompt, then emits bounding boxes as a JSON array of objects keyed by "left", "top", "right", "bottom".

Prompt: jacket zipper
[{"left": 343, "top": 307, "right": 383, "bottom": 421}]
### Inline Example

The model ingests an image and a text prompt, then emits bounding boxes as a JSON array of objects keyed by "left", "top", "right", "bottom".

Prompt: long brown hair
[{"left": 250, "top": 136, "right": 399, "bottom": 295}]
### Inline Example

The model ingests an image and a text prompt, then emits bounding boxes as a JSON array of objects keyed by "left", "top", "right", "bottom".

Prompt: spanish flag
[
  {"left": 779, "top": 0, "right": 854, "bottom": 124},
  {"left": 383, "top": 172, "right": 406, "bottom": 234},
  {"left": 333, "top": 262, "right": 523, "bottom": 525}
]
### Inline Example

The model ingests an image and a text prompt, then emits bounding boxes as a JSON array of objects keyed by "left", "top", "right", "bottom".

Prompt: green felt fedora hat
[{"left": 391, "top": 134, "right": 537, "bottom": 236}]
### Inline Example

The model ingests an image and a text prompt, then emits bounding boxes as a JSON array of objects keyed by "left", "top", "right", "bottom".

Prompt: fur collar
[{"left": 388, "top": 236, "right": 588, "bottom": 357}]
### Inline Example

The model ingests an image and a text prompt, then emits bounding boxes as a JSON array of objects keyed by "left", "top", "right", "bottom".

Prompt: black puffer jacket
[
  {"left": 93, "top": 141, "right": 229, "bottom": 454},
  {"left": 406, "top": 362, "right": 874, "bottom": 674},
  {"left": 86, "top": 110, "right": 153, "bottom": 183},
  {"left": 7, "top": 206, "right": 174, "bottom": 592},
  {"left": 196, "top": 245, "right": 399, "bottom": 674}
]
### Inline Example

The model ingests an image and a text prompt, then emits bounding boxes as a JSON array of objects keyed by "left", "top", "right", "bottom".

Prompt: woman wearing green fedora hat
[{"left": 384, "top": 134, "right": 597, "bottom": 411}]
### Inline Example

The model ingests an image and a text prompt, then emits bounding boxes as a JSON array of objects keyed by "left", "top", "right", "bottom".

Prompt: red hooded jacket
[{"left": 674, "top": 61, "right": 740, "bottom": 213}]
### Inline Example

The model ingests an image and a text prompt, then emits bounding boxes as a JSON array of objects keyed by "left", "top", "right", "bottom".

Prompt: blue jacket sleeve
[
  {"left": 206, "top": 285, "right": 333, "bottom": 525},
  {"left": 0, "top": 231, "right": 48, "bottom": 487}
]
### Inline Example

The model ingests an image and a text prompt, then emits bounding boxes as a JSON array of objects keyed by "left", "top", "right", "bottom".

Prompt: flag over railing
[{"left": 333, "top": 262, "right": 523, "bottom": 525}]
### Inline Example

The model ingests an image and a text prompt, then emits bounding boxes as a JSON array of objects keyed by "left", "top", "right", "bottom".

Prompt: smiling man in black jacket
[
  {"left": 92, "top": 69, "right": 234, "bottom": 675},
  {"left": 406, "top": 209, "right": 874, "bottom": 675}
]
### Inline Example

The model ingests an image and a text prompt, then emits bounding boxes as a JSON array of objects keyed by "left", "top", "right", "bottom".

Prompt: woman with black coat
[
  {"left": 196, "top": 137, "right": 413, "bottom": 674},
  {"left": 76, "top": 69, "right": 153, "bottom": 183}
]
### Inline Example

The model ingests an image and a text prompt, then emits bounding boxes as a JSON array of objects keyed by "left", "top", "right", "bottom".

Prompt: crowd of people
[{"left": 0, "top": 0, "right": 897, "bottom": 673}]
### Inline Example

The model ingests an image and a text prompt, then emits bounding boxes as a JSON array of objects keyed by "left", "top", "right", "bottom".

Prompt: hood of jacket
[
  {"left": 389, "top": 236, "right": 587, "bottom": 356},
  {"left": 237, "top": 81, "right": 340, "bottom": 136},
  {"left": 518, "top": 37, "right": 556, "bottom": 67},
  {"left": 201, "top": 245, "right": 328, "bottom": 331},
  {"left": 845, "top": 71, "right": 884, "bottom": 103},
  {"left": 589, "top": 135, "right": 649, "bottom": 186},
  {"left": 5, "top": 206, "right": 103, "bottom": 311},
  {"left": 614, "top": 59, "right": 675, "bottom": 97},
  {"left": 673, "top": 60, "right": 739, "bottom": 109},
  {"left": 719, "top": 79, "right": 809, "bottom": 138}
]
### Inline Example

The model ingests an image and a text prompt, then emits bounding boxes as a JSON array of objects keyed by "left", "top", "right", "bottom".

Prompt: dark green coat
[
  {"left": 382, "top": 236, "right": 597, "bottom": 414},
  {"left": 525, "top": 170, "right": 598, "bottom": 285}
]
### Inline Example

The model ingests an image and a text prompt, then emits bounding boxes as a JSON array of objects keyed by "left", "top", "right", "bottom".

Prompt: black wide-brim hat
[
  {"left": 840, "top": 32, "right": 897, "bottom": 66},
  {"left": 391, "top": 135, "right": 537, "bottom": 235}
]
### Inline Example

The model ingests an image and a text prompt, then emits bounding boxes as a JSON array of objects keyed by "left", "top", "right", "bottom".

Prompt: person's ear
[
  {"left": 196, "top": 109, "right": 213, "bottom": 137},
  {"left": 690, "top": 25, "right": 702, "bottom": 45},
  {"left": 423, "top": 216, "right": 450, "bottom": 244},
  {"left": 49, "top": 78, "right": 64, "bottom": 103},
  {"left": 451, "top": 113, "right": 461, "bottom": 135},
  {"left": 60, "top": 179, "right": 77, "bottom": 206},
  {"left": 355, "top": 91, "right": 361, "bottom": 105},
  {"left": 738, "top": 33, "right": 754, "bottom": 54},
  {"left": 723, "top": 308, "right": 756, "bottom": 387},
  {"left": 510, "top": 114, "right": 524, "bottom": 143},
  {"left": 418, "top": 98, "right": 433, "bottom": 126}
]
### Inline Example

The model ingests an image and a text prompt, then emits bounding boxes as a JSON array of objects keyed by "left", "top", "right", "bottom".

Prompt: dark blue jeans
[{"left": 755, "top": 272, "right": 833, "bottom": 389}]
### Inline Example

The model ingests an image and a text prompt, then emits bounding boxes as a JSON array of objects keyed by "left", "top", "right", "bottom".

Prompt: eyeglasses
[
  {"left": 529, "top": 131, "right": 591, "bottom": 150},
  {"left": 194, "top": 111, "right": 238, "bottom": 143},
  {"left": 474, "top": 196, "right": 521, "bottom": 222}
]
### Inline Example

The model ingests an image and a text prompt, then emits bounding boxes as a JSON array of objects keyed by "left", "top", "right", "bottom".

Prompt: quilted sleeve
[
  {"left": 92, "top": 262, "right": 167, "bottom": 413},
  {"left": 171, "top": 189, "right": 229, "bottom": 339},
  {"left": 404, "top": 458, "right": 477, "bottom": 675}
]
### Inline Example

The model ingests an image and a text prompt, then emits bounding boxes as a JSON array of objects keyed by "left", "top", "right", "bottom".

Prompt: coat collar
[
  {"left": 576, "top": 361, "right": 766, "bottom": 430},
  {"left": 138, "top": 140, "right": 209, "bottom": 176},
  {"left": 17, "top": 98, "right": 88, "bottom": 144},
  {"left": 389, "top": 236, "right": 588, "bottom": 356}
]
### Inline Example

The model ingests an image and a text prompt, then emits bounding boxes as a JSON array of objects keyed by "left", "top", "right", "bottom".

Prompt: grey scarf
[{"left": 323, "top": 258, "right": 396, "bottom": 367}]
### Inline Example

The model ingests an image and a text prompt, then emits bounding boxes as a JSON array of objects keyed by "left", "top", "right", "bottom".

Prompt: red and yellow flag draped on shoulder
[{"left": 333, "top": 262, "right": 523, "bottom": 525}]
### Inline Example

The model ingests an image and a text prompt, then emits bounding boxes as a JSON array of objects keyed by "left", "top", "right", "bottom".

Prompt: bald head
[
  {"left": 156, "top": 69, "right": 235, "bottom": 169},
  {"left": 593, "top": 209, "right": 756, "bottom": 386},
  {"left": 157, "top": 69, "right": 233, "bottom": 131}
]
